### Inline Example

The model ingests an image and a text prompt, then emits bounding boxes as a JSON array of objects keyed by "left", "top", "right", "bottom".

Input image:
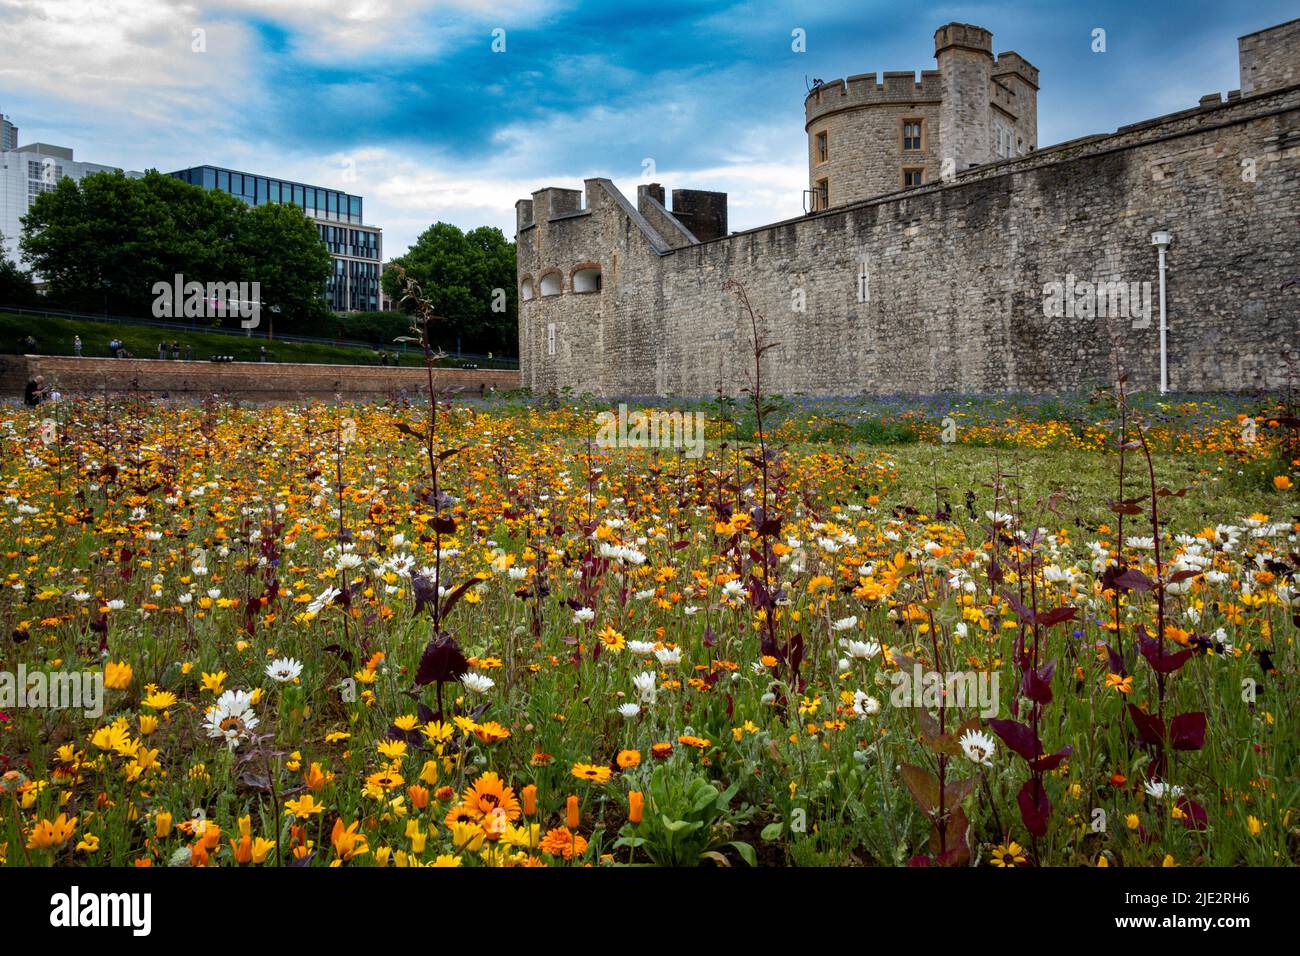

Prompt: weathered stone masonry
[{"left": 518, "top": 20, "right": 1300, "bottom": 397}]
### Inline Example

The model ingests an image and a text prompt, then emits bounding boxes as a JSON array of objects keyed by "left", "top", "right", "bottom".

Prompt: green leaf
[
  {"left": 760, "top": 821, "right": 785, "bottom": 841},
  {"left": 729, "top": 841, "right": 757, "bottom": 866}
]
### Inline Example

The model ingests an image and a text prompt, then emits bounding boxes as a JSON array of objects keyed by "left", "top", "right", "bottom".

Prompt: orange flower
[
  {"left": 461, "top": 772, "right": 521, "bottom": 821},
  {"left": 540, "top": 826, "right": 587, "bottom": 860},
  {"left": 230, "top": 835, "right": 253, "bottom": 864},
  {"left": 616, "top": 749, "right": 641, "bottom": 769},
  {"left": 407, "top": 785, "right": 430, "bottom": 810},
  {"left": 1275, "top": 475, "right": 1293, "bottom": 491},
  {"left": 651, "top": 742, "right": 673, "bottom": 760},
  {"left": 628, "top": 790, "right": 644, "bottom": 825},
  {"left": 566, "top": 794, "right": 580, "bottom": 829},
  {"left": 521, "top": 784, "right": 538, "bottom": 817}
]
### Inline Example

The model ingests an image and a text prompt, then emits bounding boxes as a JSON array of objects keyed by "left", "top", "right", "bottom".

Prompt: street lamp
[{"left": 1151, "top": 231, "right": 1171, "bottom": 394}]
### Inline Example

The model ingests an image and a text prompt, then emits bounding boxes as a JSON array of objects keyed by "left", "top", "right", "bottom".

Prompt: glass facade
[
  {"left": 169, "top": 164, "right": 381, "bottom": 311},
  {"left": 170, "top": 165, "right": 365, "bottom": 223}
]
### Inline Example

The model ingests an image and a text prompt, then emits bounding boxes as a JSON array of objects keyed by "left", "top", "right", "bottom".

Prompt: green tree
[
  {"left": 20, "top": 170, "right": 152, "bottom": 312},
  {"left": 0, "top": 232, "right": 37, "bottom": 306},
  {"left": 380, "top": 222, "right": 517, "bottom": 355},
  {"left": 19, "top": 170, "right": 329, "bottom": 325},
  {"left": 238, "top": 202, "right": 331, "bottom": 332}
]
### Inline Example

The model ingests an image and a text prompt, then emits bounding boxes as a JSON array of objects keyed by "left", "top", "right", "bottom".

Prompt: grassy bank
[{"left": 1, "top": 312, "right": 515, "bottom": 369}]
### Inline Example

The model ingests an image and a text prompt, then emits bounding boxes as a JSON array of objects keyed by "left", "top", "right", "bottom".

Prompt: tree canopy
[
  {"left": 0, "top": 231, "right": 38, "bottom": 306},
  {"left": 381, "top": 222, "right": 517, "bottom": 355},
  {"left": 19, "top": 170, "right": 331, "bottom": 329}
]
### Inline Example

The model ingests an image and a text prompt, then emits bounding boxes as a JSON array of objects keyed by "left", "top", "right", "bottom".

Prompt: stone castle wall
[{"left": 518, "top": 80, "right": 1300, "bottom": 398}]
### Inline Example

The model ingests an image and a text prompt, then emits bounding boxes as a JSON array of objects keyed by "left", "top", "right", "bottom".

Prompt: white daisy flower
[
  {"left": 265, "top": 657, "right": 303, "bottom": 683},
  {"left": 461, "top": 672, "right": 495, "bottom": 694},
  {"left": 959, "top": 729, "right": 996, "bottom": 766},
  {"left": 204, "top": 690, "right": 259, "bottom": 749}
]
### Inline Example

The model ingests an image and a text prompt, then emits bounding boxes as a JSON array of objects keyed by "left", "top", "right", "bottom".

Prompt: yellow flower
[
  {"left": 377, "top": 739, "right": 408, "bottom": 761},
  {"left": 103, "top": 661, "right": 133, "bottom": 690},
  {"left": 596, "top": 625, "right": 625, "bottom": 652},
  {"left": 284, "top": 795, "right": 326, "bottom": 819},
  {"left": 27, "top": 813, "right": 77, "bottom": 850},
  {"left": 1125, "top": 813, "right": 1140, "bottom": 830},
  {"left": 88, "top": 723, "right": 131, "bottom": 753},
  {"left": 570, "top": 762, "right": 612, "bottom": 784},
  {"left": 1247, "top": 815, "right": 1263, "bottom": 836},
  {"left": 76, "top": 833, "right": 100, "bottom": 854},
  {"left": 201, "top": 671, "right": 227, "bottom": 695},
  {"left": 990, "top": 841, "right": 1027, "bottom": 867},
  {"left": 143, "top": 690, "right": 178, "bottom": 710},
  {"left": 449, "top": 821, "right": 485, "bottom": 853},
  {"left": 250, "top": 837, "right": 276, "bottom": 864}
]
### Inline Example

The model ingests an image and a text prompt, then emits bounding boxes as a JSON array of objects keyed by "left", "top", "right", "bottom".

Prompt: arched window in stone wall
[
  {"left": 571, "top": 263, "right": 602, "bottom": 294},
  {"left": 520, "top": 276, "right": 535, "bottom": 301},
  {"left": 539, "top": 271, "right": 563, "bottom": 296}
]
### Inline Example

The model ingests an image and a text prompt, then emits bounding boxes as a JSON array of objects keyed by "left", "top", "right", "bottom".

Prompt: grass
[
  {"left": 0, "top": 312, "right": 515, "bottom": 369},
  {"left": 880, "top": 442, "right": 1279, "bottom": 535}
]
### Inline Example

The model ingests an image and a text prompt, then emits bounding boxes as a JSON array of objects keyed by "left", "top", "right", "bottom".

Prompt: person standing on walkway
[{"left": 73, "top": 335, "right": 82, "bottom": 357}]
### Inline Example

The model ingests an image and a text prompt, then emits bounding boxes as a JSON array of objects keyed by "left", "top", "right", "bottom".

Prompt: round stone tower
[{"left": 804, "top": 67, "right": 943, "bottom": 210}]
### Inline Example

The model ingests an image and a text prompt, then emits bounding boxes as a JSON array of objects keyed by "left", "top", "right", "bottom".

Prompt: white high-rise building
[{"left": 0, "top": 141, "right": 142, "bottom": 266}]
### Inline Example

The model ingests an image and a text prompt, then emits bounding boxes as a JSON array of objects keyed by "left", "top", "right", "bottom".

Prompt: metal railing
[{"left": 1, "top": 303, "right": 519, "bottom": 368}]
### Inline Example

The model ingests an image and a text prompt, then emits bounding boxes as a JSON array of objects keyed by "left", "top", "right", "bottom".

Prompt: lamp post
[{"left": 1151, "top": 231, "right": 1171, "bottom": 394}]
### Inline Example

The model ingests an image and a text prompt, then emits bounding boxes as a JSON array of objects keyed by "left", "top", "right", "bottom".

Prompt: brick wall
[{"left": 2, "top": 355, "right": 520, "bottom": 401}]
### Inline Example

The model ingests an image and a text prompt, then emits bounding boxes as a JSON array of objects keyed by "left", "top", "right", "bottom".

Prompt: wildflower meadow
[{"left": 2, "top": 322, "right": 1296, "bottom": 875}]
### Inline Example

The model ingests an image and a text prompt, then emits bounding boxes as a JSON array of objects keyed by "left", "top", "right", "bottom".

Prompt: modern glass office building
[
  {"left": 168, "top": 165, "right": 382, "bottom": 312},
  {"left": 1, "top": 109, "right": 17, "bottom": 151}
]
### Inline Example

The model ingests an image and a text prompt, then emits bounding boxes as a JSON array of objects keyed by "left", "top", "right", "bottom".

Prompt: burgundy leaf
[
  {"left": 1029, "top": 744, "right": 1073, "bottom": 773},
  {"left": 1112, "top": 568, "right": 1154, "bottom": 592},
  {"left": 1169, "top": 711, "right": 1207, "bottom": 751},
  {"left": 1127, "top": 704, "right": 1165, "bottom": 746},
  {"left": 1175, "top": 795, "right": 1208, "bottom": 830},
  {"left": 989, "top": 718, "right": 1041, "bottom": 762},
  {"left": 414, "top": 633, "right": 468, "bottom": 686},
  {"left": 1017, "top": 778, "right": 1052, "bottom": 837},
  {"left": 1036, "top": 606, "right": 1076, "bottom": 629},
  {"left": 1021, "top": 659, "right": 1056, "bottom": 705}
]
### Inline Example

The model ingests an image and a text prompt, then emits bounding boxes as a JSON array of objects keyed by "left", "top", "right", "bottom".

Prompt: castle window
[
  {"left": 520, "top": 277, "right": 535, "bottom": 301},
  {"left": 572, "top": 266, "right": 602, "bottom": 293},
  {"left": 815, "top": 131, "right": 828, "bottom": 164},
  {"left": 902, "top": 168, "right": 924, "bottom": 189},
  {"left": 539, "top": 271, "right": 562, "bottom": 296},
  {"left": 902, "top": 119, "right": 923, "bottom": 152},
  {"left": 815, "top": 177, "right": 829, "bottom": 210},
  {"left": 547, "top": 323, "right": 556, "bottom": 356}
]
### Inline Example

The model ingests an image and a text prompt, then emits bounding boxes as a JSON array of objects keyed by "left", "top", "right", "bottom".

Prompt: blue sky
[{"left": 1, "top": 0, "right": 1296, "bottom": 257}]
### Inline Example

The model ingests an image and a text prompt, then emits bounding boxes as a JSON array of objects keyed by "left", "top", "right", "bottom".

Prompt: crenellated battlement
[
  {"left": 805, "top": 70, "right": 943, "bottom": 125},
  {"left": 993, "top": 51, "right": 1040, "bottom": 90}
]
